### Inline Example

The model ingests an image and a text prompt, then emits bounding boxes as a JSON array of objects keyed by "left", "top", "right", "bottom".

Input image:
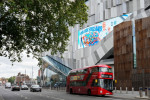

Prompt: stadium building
[{"left": 41, "top": 0, "right": 150, "bottom": 90}]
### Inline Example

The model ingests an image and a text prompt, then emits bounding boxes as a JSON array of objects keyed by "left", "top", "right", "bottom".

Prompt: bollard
[
  {"left": 145, "top": 87, "right": 148, "bottom": 96},
  {"left": 148, "top": 87, "right": 150, "bottom": 98},
  {"left": 120, "top": 87, "right": 122, "bottom": 94},
  {"left": 139, "top": 87, "right": 143, "bottom": 98},
  {"left": 132, "top": 87, "right": 134, "bottom": 94},
  {"left": 126, "top": 87, "right": 128, "bottom": 94},
  {"left": 115, "top": 87, "right": 117, "bottom": 93}
]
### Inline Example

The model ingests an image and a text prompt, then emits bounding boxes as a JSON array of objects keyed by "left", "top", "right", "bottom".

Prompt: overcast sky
[{"left": 0, "top": 52, "right": 39, "bottom": 79}]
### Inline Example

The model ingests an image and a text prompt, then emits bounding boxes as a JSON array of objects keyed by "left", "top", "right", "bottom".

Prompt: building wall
[
  {"left": 65, "top": 0, "right": 147, "bottom": 68},
  {"left": 114, "top": 21, "right": 133, "bottom": 90},
  {"left": 114, "top": 16, "right": 150, "bottom": 90},
  {"left": 45, "top": 0, "right": 150, "bottom": 70},
  {"left": 132, "top": 16, "right": 150, "bottom": 90}
]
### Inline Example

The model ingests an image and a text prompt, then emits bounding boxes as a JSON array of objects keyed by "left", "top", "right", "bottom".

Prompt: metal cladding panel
[
  {"left": 103, "top": 37, "right": 111, "bottom": 51},
  {"left": 105, "top": 9, "right": 109, "bottom": 19},
  {"left": 74, "top": 41, "right": 78, "bottom": 51},
  {"left": 88, "top": 55, "right": 94, "bottom": 66},
  {"left": 128, "top": 1, "right": 133, "bottom": 13},
  {"left": 133, "top": 0, "right": 137, "bottom": 11},
  {"left": 144, "top": 0, "right": 150, "bottom": 9},
  {"left": 80, "top": 48, "right": 84, "bottom": 58},
  {"left": 82, "top": 58, "right": 86, "bottom": 67},
  {"left": 83, "top": 46, "right": 91, "bottom": 58},
  {"left": 106, "top": 0, "right": 112, "bottom": 9},
  {"left": 94, "top": 50, "right": 100, "bottom": 61},
  {"left": 91, "top": 52, "right": 98, "bottom": 64},
  {"left": 116, "top": 0, "right": 122, "bottom": 5},
  {"left": 95, "top": 1, "right": 100, "bottom": 23},
  {"left": 139, "top": 0, "right": 145, "bottom": 9},
  {"left": 113, "top": 0, "right": 117, "bottom": 6},
  {"left": 89, "top": 0, "right": 95, "bottom": 15},
  {"left": 85, "top": 57, "right": 89, "bottom": 66},
  {"left": 87, "top": 16, "right": 90, "bottom": 27},
  {"left": 122, "top": 2, "right": 127, "bottom": 14},
  {"left": 90, "top": 14, "right": 95, "bottom": 26},
  {"left": 96, "top": 46, "right": 105, "bottom": 59},
  {"left": 100, "top": 3, "right": 104, "bottom": 21}
]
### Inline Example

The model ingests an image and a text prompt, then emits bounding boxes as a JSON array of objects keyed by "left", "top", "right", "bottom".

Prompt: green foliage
[
  {"left": 8, "top": 76, "right": 15, "bottom": 84},
  {"left": 0, "top": 0, "right": 88, "bottom": 63}
]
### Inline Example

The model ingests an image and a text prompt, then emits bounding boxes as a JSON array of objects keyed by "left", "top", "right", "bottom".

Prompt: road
[{"left": 0, "top": 86, "right": 141, "bottom": 100}]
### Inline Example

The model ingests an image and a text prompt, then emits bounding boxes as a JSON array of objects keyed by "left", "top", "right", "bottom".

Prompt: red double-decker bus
[{"left": 66, "top": 65, "right": 113, "bottom": 96}]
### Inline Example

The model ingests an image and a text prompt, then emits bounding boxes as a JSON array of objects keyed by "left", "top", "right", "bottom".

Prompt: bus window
[
  {"left": 99, "top": 67, "right": 112, "bottom": 72},
  {"left": 83, "top": 69, "right": 87, "bottom": 73},
  {"left": 91, "top": 67, "right": 99, "bottom": 72},
  {"left": 91, "top": 79, "right": 113, "bottom": 90},
  {"left": 100, "top": 79, "right": 113, "bottom": 90}
]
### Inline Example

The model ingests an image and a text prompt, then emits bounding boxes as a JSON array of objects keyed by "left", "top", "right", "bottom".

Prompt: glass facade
[
  {"left": 41, "top": 55, "right": 72, "bottom": 87},
  {"left": 132, "top": 20, "right": 137, "bottom": 69}
]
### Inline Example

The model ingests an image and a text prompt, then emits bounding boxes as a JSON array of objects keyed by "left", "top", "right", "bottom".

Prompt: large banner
[{"left": 78, "top": 13, "right": 132, "bottom": 49}]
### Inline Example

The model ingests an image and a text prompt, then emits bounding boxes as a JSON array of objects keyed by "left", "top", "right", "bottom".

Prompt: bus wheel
[
  {"left": 70, "top": 89, "right": 73, "bottom": 94},
  {"left": 88, "top": 89, "right": 91, "bottom": 95}
]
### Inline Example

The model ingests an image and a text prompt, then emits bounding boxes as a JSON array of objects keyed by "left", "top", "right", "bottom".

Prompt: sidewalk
[{"left": 113, "top": 90, "right": 149, "bottom": 99}]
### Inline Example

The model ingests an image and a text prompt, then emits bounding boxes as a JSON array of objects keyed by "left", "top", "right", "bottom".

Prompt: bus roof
[{"left": 70, "top": 64, "right": 112, "bottom": 72}]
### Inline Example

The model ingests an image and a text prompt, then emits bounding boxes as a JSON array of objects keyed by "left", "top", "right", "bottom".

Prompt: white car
[
  {"left": 5, "top": 82, "right": 11, "bottom": 88},
  {"left": 21, "top": 85, "right": 28, "bottom": 90}
]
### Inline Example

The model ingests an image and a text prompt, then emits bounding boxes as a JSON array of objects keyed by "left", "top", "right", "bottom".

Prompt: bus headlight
[{"left": 100, "top": 91, "right": 102, "bottom": 93}]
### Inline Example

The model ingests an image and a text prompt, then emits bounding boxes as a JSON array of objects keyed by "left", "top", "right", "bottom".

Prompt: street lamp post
[{"left": 41, "top": 33, "right": 44, "bottom": 87}]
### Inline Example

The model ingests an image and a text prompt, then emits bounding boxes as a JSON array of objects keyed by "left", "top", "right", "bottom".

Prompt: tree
[
  {"left": 0, "top": 0, "right": 88, "bottom": 63},
  {"left": 8, "top": 76, "right": 15, "bottom": 84}
]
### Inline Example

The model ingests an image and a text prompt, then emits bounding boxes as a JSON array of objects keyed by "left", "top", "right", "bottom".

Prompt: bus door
[{"left": 91, "top": 79, "right": 99, "bottom": 95}]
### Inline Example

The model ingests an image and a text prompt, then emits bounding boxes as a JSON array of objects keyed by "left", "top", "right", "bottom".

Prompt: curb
[{"left": 135, "top": 96, "right": 149, "bottom": 99}]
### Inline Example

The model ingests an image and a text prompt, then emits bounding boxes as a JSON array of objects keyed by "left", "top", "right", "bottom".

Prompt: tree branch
[{"left": 0, "top": 12, "right": 10, "bottom": 23}]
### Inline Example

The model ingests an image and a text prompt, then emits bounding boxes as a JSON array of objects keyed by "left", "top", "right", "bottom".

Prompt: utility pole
[
  {"left": 25, "top": 69, "right": 26, "bottom": 84},
  {"left": 32, "top": 66, "right": 33, "bottom": 85}
]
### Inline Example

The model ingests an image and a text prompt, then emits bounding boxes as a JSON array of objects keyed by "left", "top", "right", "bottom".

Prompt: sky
[{"left": 0, "top": 52, "right": 39, "bottom": 79}]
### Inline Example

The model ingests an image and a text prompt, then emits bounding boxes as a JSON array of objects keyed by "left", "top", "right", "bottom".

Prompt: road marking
[
  {"left": 51, "top": 96, "right": 64, "bottom": 100},
  {"left": 24, "top": 97, "right": 28, "bottom": 99}
]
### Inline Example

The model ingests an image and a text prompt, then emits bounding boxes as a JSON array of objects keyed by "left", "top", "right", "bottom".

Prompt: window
[
  {"left": 100, "top": 79, "right": 113, "bottom": 90},
  {"left": 69, "top": 71, "right": 76, "bottom": 75},
  {"left": 70, "top": 81, "right": 86, "bottom": 86},
  {"left": 91, "top": 67, "right": 99, "bottom": 72},
  {"left": 91, "top": 79, "right": 113, "bottom": 90},
  {"left": 69, "top": 69, "right": 87, "bottom": 76},
  {"left": 99, "top": 67, "right": 112, "bottom": 72}
]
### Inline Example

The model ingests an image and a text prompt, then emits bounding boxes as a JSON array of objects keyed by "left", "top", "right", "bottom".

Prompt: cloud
[{"left": 0, "top": 52, "right": 39, "bottom": 78}]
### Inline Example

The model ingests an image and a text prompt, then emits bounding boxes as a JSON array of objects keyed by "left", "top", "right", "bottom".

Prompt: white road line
[{"left": 51, "top": 96, "right": 64, "bottom": 100}]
